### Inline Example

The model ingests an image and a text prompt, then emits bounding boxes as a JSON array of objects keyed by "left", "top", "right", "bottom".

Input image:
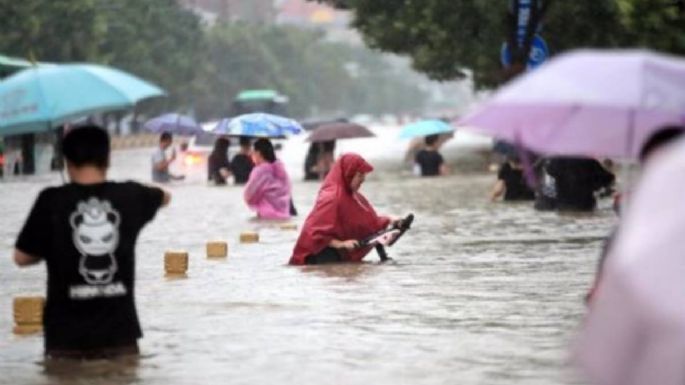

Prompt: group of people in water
[
  {"left": 489, "top": 149, "right": 616, "bottom": 213},
  {"left": 13, "top": 122, "right": 685, "bottom": 370},
  {"left": 14, "top": 124, "right": 405, "bottom": 359}
]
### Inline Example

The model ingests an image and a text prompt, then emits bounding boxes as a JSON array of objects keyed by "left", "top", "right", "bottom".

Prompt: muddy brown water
[{"left": 0, "top": 132, "right": 615, "bottom": 385}]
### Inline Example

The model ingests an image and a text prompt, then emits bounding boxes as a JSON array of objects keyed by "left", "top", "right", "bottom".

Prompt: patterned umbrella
[{"left": 211, "top": 113, "right": 302, "bottom": 138}]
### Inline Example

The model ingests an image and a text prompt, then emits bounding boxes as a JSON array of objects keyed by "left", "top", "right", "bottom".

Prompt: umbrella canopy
[
  {"left": 400, "top": 120, "right": 454, "bottom": 139},
  {"left": 143, "top": 113, "right": 202, "bottom": 136},
  {"left": 575, "top": 138, "right": 685, "bottom": 385},
  {"left": 306, "top": 122, "right": 374, "bottom": 142},
  {"left": 212, "top": 113, "right": 303, "bottom": 138},
  {"left": 0, "top": 64, "right": 165, "bottom": 136},
  {"left": 457, "top": 49, "right": 685, "bottom": 159}
]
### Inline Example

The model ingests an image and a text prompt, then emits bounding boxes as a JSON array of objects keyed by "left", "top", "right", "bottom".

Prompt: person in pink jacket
[{"left": 244, "top": 138, "right": 292, "bottom": 220}]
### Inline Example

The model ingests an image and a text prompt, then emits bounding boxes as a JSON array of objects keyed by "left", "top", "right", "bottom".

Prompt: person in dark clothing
[
  {"left": 490, "top": 154, "right": 535, "bottom": 201},
  {"left": 231, "top": 136, "right": 254, "bottom": 185},
  {"left": 13, "top": 125, "right": 170, "bottom": 359},
  {"left": 533, "top": 158, "right": 558, "bottom": 211},
  {"left": 414, "top": 134, "right": 448, "bottom": 177},
  {"left": 208, "top": 137, "right": 231, "bottom": 185},
  {"left": 315, "top": 140, "right": 336, "bottom": 180},
  {"left": 545, "top": 157, "right": 615, "bottom": 211},
  {"left": 304, "top": 142, "right": 320, "bottom": 181}
]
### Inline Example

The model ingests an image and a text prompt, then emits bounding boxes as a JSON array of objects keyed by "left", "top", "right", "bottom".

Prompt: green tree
[
  {"left": 0, "top": 0, "right": 105, "bottom": 61},
  {"left": 312, "top": 0, "right": 684, "bottom": 87}
]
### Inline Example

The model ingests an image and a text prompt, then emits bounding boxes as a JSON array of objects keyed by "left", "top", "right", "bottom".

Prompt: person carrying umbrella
[
  {"left": 289, "top": 153, "right": 404, "bottom": 265},
  {"left": 13, "top": 125, "right": 171, "bottom": 359},
  {"left": 243, "top": 138, "right": 293, "bottom": 220}
]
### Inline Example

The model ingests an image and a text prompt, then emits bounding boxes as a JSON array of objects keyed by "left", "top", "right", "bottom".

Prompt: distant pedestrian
[
  {"left": 208, "top": 137, "right": 231, "bottom": 185},
  {"left": 230, "top": 136, "right": 253, "bottom": 185},
  {"left": 414, "top": 134, "right": 448, "bottom": 176},
  {"left": 13, "top": 125, "right": 171, "bottom": 359},
  {"left": 151, "top": 132, "right": 184, "bottom": 183},
  {"left": 303, "top": 142, "right": 320, "bottom": 181},
  {"left": 536, "top": 157, "right": 614, "bottom": 212},
  {"left": 244, "top": 138, "right": 292, "bottom": 219},
  {"left": 313, "top": 140, "right": 336, "bottom": 180},
  {"left": 490, "top": 153, "right": 535, "bottom": 202}
]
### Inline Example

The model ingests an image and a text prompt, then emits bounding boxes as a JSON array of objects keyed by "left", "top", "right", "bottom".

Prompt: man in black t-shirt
[
  {"left": 414, "top": 134, "right": 448, "bottom": 177},
  {"left": 13, "top": 126, "right": 170, "bottom": 359}
]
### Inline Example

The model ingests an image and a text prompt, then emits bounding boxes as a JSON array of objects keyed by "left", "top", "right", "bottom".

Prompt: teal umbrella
[
  {"left": 0, "top": 64, "right": 165, "bottom": 136},
  {"left": 399, "top": 119, "right": 454, "bottom": 139}
]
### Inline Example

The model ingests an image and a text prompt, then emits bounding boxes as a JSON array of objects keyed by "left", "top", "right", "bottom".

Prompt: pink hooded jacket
[{"left": 244, "top": 160, "right": 292, "bottom": 220}]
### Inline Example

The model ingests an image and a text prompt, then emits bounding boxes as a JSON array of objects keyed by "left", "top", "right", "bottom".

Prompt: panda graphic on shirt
[{"left": 69, "top": 198, "right": 121, "bottom": 285}]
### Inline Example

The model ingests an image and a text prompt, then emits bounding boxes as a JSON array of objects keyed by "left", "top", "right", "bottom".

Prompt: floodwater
[{"left": 0, "top": 127, "right": 616, "bottom": 385}]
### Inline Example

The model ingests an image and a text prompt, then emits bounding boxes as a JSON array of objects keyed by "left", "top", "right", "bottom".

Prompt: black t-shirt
[
  {"left": 498, "top": 163, "right": 535, "bottom": 201},
  {"left": 415, "top": 149, "right": 444, "bottom": 177},
  {"left": 546, "top": 158, "right": 615, "bottom": 211},
  {"left": 231, "top": 154, "right": 254, "bottom": 185},
  {"left": 15, "top": 181, "right": 164, "bottom": 351}
]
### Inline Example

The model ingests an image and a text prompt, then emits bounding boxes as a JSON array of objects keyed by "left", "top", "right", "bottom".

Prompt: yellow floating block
[
  {"left": 13, "top": 324, "right": 42, "bottom": 335},
  {"left": 164, "top": 251, "right": 189, "bottom": 276},
  {"left": 279, "top": 223, "right": 298, "bottom": 231},
  {"left": 240, "top": 232, "right": 259, "bottom": 244},
  {"left": 206, "top": 241, "right": 228, "bottom": 258},
  {"left": 13, "top": 296, "right": 45, "bottom": 326}
]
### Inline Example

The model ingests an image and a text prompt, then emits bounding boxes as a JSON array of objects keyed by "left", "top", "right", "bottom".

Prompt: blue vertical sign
[
  {"left": 516, "top": 0, "right": 532, "bottom": 47},
  {"left": 502, "top": 0, "right": 548, "bottom": 70}
]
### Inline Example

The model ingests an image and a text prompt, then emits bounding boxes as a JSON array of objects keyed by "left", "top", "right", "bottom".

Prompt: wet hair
[
  {"left": 639, "top": 125, "right": 685, "bottom": 163},
  {"left": 160, "top": 132, "right": 173, "bottom": 143},
  {"left": 239, "top": 135, "right": 251, "bottom": 148},
  {"left": 253, "top": 138, "right": 276, "bottom": 163},
  {"left": 62, "top": 125, "right": 110, "bottom": 169},
  {"left": 322, "top": 140, "right": 336, "bottom": 153},
  {"left": 212, "top": 137, "right": 230, "bottom": 154},
  {"left": 425, "top": 134, "right": 439, "bottom": 146}
]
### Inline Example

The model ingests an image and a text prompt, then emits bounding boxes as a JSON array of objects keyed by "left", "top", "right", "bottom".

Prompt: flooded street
[{"left": 0, "top": 128, "right": 616, "bottom": 385}]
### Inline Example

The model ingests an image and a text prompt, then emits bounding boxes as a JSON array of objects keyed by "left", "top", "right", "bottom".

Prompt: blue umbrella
[
  {"left": 143, "top": 113, "right": 201, "bottom": 136},
  {"left": 212, "top": 113, "right": 303, "bottom": 138},
  {"left": 399, "top": 120, "right": 454, "bottom": 139},
  {"left": 0, "top": 64, "right": 165, "bottom": 136}
]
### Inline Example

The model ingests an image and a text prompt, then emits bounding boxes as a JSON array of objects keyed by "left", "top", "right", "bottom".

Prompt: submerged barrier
[
  {"left": 279, "top": 223, "right": 298, "bottom": 231},
  {"left": 240, "top": 232, "right": 259, "bottom": 244},
  {"left": 164, "top": 251, "right": 189, "bottom": 277},
  {"left": 13, "top": 296, "right": 44, "bottom": 335},
  {"left": 206, "top": 242, "right": 228, "bottom": 258}
]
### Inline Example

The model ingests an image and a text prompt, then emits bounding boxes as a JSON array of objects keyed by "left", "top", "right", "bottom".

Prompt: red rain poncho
[{"left": 289, "top": 153, "right": 390, "bottom": 265}]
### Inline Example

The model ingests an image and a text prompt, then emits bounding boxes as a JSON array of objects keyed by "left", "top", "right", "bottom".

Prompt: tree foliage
[
  {"left": 313, "top": 0, "right": 685, "bottom": 88},
  {"left": 0, "top": 0, "right": 427, "bottom": 123}
]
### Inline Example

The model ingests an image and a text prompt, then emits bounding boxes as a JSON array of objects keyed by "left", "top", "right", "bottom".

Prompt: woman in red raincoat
[{"left": 289, "top": 153, "right": 399, "bottom": 265}]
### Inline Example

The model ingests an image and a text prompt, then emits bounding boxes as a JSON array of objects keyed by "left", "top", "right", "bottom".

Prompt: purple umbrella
[
  {"left": 306, "top": 122, "right": 375, "bottom": 142},
  {"left": 143, "top": 113, "right": 202, "bottom": 136},
  {"left": 457, "top": 49, "right": 685, "bottom": 159}
]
